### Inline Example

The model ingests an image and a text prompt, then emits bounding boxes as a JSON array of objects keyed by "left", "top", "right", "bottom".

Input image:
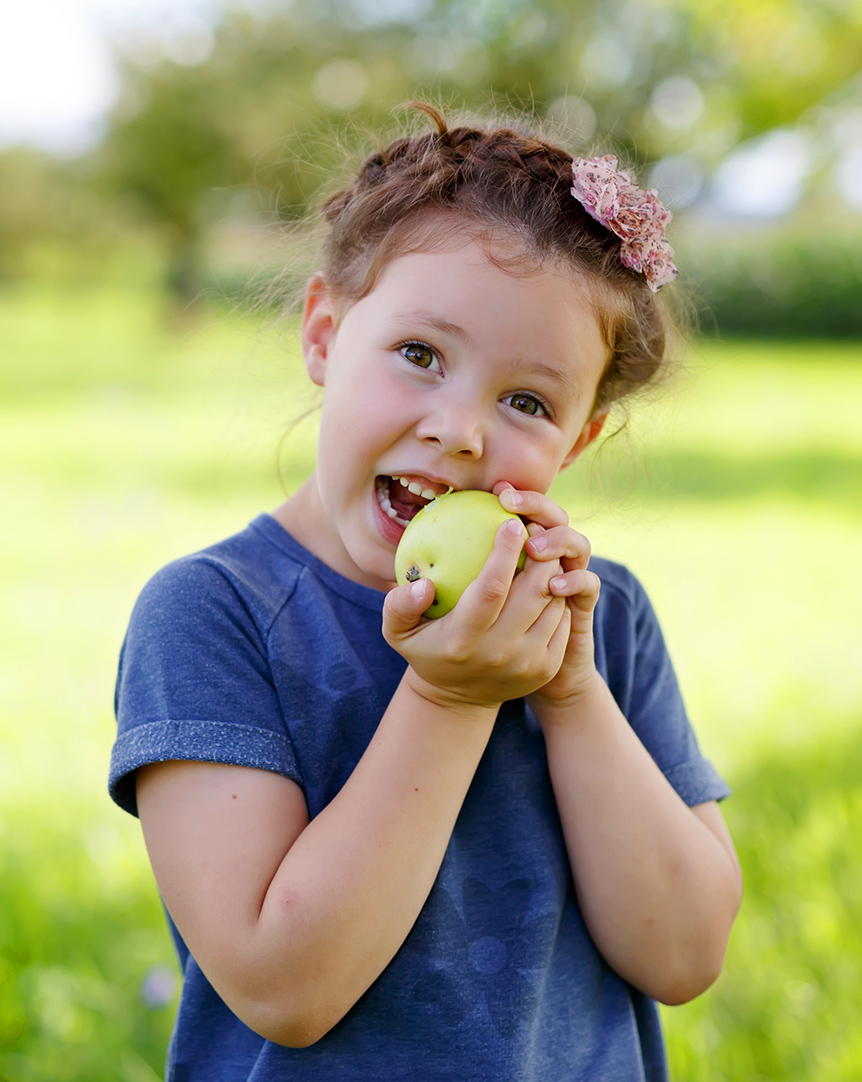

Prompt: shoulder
[
  {"left": 112, "top": 517, "right": 314, "bottom": 816},
  {"left": 589, "top": 554, "right": 642, "bottom": 599},
  {"left": 588, "top": 554, "right": 675, "bottom": 713},
  {"left": 117, "top": 516, "right": 315, "bottom": 714},
  {"left": 590, "top": 554, "right": 656, "bottom": 631},
  {"left": 589, "top": 557, "right": 732, "bottom": 804},
  {"left": 131, "top": 515, "right": 307, "bottom": 639}
]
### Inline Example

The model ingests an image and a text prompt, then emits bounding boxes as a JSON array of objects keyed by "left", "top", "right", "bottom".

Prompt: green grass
[
  {"left": 662, "top": 729, "right": 862, "bottom": 1080},
  {"left": 1, "top": 285, "right": 861, "bottom": 1079}
]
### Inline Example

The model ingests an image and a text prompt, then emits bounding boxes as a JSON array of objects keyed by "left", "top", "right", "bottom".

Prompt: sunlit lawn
[{"left": 1, "top": 287, "right": 860, "bottom": 1080}]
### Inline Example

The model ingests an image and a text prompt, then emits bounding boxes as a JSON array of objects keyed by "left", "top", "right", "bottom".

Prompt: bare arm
[{"left": 535, "top": 678, "right": 742, "bottom": 1006}]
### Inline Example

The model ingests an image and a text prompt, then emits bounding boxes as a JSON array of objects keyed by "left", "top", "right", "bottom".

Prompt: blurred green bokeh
[
  {"left": 1, "top": 0, "right": 861, "bottom": 330},
  {"left": 1, "top": 286, "right": 861, "bottom": 1079}
]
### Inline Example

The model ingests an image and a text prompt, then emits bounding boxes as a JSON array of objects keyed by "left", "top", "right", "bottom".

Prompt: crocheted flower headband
[{"left": 570, "top": 155, "right": 678, "bottom": 293}]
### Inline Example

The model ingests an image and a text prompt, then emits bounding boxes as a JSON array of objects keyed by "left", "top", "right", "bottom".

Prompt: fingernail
[
  {"left": 529, "top": 533, "right": 548, "bottom": 552},
  {"left": 504, "top": 490, "right": 523, "bottom": 507},
  {"left": 506, "top": 518, "right": 525, "bottom": 537},
  {"left": 410, "top": 579, "right": 426, "bottom": 598},
  {"left": 550, "top": 576, "right": 568, "bottom": 591}
]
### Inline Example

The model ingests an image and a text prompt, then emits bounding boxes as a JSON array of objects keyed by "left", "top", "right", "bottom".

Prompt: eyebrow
[
  {"left": 398, "top": 311, "right": 474, "bottom": 343},
  {"left": 501, "top": 353, "right": 587, "bottom": 407},
  {"left": 517, "top": 360, "right": 583, "bottom": 404}
]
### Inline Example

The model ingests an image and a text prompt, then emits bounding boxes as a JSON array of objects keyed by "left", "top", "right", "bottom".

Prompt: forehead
[{"left": 360, "top": 239, "right": 608, "bottom": 378}]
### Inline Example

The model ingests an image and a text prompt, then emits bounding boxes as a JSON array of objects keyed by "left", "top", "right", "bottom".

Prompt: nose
[{"left": 416, "top": 403, "right": 484, "bottom": 458}]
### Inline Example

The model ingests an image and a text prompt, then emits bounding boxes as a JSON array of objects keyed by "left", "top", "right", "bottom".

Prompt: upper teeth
[
  {"left": 375, "top": 476, "right": 440, "bottom": 526},
  {"left": 399, "top": 477, "right": 439, "bottom": 500}
]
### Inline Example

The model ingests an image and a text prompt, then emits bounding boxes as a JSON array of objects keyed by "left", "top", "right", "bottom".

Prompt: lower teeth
[{"left": 377, "top": 480, "right": 410, "bottom": 527}]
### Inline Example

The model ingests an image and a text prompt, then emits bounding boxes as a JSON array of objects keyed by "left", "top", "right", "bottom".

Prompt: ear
[
  {"left": 559, "top": 412, "right": 608, "bottom": 471},
  {"left": 301, "top": 273, "right": 337, "bottom": 386}
]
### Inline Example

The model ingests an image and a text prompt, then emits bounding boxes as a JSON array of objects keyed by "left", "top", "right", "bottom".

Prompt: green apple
[{"left": 394, "top": 489, "right": 526, "bottom": 618}]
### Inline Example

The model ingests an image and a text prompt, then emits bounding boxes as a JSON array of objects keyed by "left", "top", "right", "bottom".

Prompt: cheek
[
  {"left": 330, "top": 361, "right": 409, "bottom": 420},
  {"left": 317, "top": 375, "right": 412, "bottom": 475},
  {"left": 495, "top": 442, "right": 561, "bottom": 495}
]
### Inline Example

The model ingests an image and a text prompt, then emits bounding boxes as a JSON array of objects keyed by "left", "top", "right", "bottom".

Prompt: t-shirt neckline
[{"left": 250, "top": 512, "right": 388, "bottom": 612}]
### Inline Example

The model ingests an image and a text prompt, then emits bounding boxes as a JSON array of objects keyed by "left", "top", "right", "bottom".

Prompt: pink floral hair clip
[{"left": 570, "top": 155, "right": 678, "bottom": 293}]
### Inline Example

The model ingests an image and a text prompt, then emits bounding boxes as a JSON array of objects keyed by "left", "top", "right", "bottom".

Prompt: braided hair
[{"left": 316, "top": 103, "right": 678, "bottom": 415}]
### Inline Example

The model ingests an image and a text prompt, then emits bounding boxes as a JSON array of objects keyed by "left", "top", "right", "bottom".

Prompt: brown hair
[{"left": 311, "top": 103, "right": 682, "bottom": 416}]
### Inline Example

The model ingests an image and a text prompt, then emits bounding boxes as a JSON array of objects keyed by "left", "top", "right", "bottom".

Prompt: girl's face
[{"left": 290, "top": 239, "right": 609, "bottom": 592}]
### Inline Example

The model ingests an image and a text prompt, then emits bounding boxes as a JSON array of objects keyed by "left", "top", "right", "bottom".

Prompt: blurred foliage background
[
  {"left": 1, "top": 0, "right": 861, "bottom": 1079},
  {"left": 3, "top": 0, "right": 862, "bottom": 327}
]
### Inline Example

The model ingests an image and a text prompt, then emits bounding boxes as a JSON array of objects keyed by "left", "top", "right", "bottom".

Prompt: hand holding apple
[
  {"left": 385, "top": 487, "right": 585, "bottom": 709},
  {"left": 394, "top": 489, "right": 526, "bottom": 618}
]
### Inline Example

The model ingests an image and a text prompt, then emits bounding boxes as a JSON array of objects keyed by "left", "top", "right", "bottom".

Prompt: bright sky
[{"left": 0, "top": 0, "right": 222, "bottom": 153}]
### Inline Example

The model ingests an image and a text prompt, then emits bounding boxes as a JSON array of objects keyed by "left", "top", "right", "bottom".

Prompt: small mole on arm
[{"left": 232, "top": 794, "right": 237, "bottom": 800}]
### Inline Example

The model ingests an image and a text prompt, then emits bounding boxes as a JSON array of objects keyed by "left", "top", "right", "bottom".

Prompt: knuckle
[
  {"left": 563, "top": 526, "right": 589, "bottom": 557},
  {"left": 485, "top": 648, "right": 509, "bottom": 675},
  {"left": 441, "top": 636, "right": 471, "bottom": 664},
  {"left": 478, "top": 575, "right": 509, "bottom": 604},
  {"left": 538, "top": 662, "right": 558, "bottom": 686},
  {"left": 547, "top": 502, "right": 569, "bottom": 527}
]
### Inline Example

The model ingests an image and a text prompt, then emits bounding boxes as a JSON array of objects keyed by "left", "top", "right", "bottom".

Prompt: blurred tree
[
  {"left": 0, "top": 148, "right": 59, "bottom": 280},
  {"left": 674, "top": 0, "right": 862, "bottom": 137},
  {"left": 93, "top": 0, "right": 862, "bottom": 299},
  {"left": 0, "top": 148, "right": 154, "bottom": 287},
  {"left": 96, "top": 9, "right": 420, "bottom": 299}
]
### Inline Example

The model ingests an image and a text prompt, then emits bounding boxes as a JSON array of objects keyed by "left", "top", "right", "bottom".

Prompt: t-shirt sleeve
[
  {"left": 109, "top": 556, "right": 302, "bottom": 817},
  {"left": 596, "top": 563, "right": 731, "bottom": 807}
]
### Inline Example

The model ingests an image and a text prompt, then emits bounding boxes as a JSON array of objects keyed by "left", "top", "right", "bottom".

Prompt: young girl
[{"left": 110, "top": 104, "right": 741, "bottom": 1081}]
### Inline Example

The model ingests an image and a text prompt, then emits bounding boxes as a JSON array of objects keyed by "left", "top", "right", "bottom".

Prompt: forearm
[
  {"left": 242, "top": 675, "right": 498, "bottom": 1044},
  {"left": 535, "top": 676, "right": 741, "bottom": 1005}
]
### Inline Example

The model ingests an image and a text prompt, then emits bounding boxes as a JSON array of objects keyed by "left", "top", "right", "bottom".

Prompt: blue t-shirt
[{"left": 110, "top": 513, "right": 729, "bottom": 1082}]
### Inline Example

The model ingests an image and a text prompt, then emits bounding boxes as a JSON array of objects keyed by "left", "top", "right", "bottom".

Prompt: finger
[
  {"left": 516, "top": 545, "right": 562, "bottom": 594},
  {"left": 525, "top": 524, "right": 591, "bottom": 570},
  {"left": 495, "top": 552, "right": 569, "bottom": 639},
  {"left": 382, "top": 577, "right": 435, "bottom": 642},
  {"left": 513, "top": 595, "right": 570, "bottom": 676},
  {"left": 543, "top": 598, "right": 573, "bottom": 662},
  {"left": 524, "top": 590, "right": 569, "bottom": 645},
  {"left": 548, "top": 568, "right": 602, "bottom": 613},
  {"left": 457, "top": 517, "right": 527, "bottom": 629},
  {"left": 497, "top": 486, "right": 569, "bottom": 531}
]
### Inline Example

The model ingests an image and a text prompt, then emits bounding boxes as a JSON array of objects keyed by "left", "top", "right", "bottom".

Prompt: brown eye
[
  {"left": 400, "top": 342, "right": 438, "bottom": 369},
  {"left": 509, "top": 394, "right": 543, "bottom": 415}
]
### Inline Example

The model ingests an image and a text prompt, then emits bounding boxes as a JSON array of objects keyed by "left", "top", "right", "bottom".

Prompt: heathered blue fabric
[{"left": 110, "top": 513, "right": 730, "bottom": 1082}]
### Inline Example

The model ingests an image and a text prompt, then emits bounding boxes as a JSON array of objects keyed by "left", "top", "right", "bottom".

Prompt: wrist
[
  {"left": 529, "top": 669, "right": 607, "bottom": 730},
  {"left": 403, "top": 667, "right": 503, "bottom": 721}
]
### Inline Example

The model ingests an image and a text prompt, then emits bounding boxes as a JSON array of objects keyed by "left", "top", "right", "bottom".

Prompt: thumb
[{"left": 382, "top": 577, "right": 435, "bottom": 638}]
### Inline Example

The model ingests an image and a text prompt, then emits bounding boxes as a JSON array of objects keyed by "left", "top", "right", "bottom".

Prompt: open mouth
[{"left": 375, "top": 476, "right": 449, "bottom": 528}]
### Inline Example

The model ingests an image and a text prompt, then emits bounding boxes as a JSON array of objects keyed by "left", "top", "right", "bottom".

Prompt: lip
[
  {"left": 372, "top": 482, "right": 410, "bottom": 547},
  {"left": 372, "top": 473, "right": 454, "bottom": 549}
]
